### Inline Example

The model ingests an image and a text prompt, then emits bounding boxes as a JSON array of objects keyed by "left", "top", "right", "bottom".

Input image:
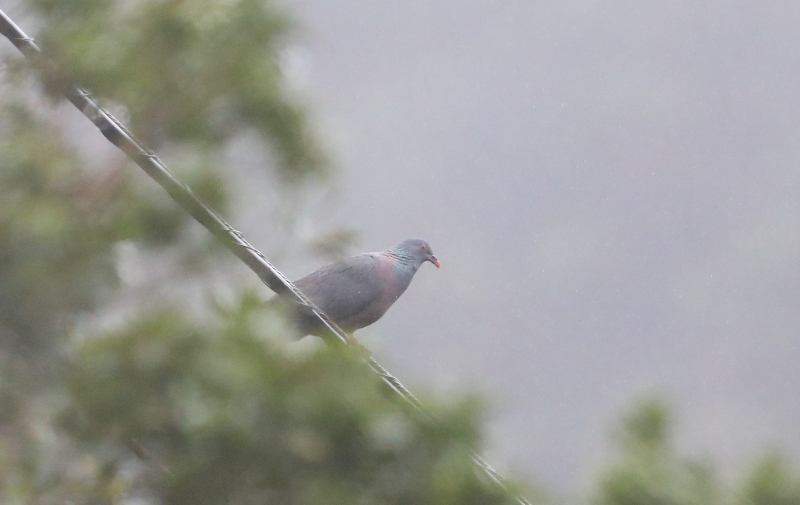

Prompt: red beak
[{"left": 430, "top": 255, "right": 441, "bottom": 269}]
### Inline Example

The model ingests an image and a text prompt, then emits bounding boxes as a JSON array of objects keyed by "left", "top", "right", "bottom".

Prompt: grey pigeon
[{"left": 269, "top": 238, "right": 440, "bottom": 338}]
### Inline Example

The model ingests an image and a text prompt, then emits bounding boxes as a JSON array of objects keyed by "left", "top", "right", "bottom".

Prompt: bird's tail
[{"left": 264, "top": 295, "right": 318, "bottom": 339}]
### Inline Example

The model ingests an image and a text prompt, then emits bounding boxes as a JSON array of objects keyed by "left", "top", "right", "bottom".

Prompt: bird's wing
[{"left": 294, "top": 253, "right": 382, "bottom": 322}]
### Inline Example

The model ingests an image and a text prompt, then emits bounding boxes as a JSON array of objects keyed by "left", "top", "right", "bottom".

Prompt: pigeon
[{"left": 269, "top": 238, "right": 440, "bottom": 338}]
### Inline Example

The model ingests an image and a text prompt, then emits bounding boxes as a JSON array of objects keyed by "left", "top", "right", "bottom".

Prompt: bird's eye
[{"left": 419, "top": 244, "right": 426, "bottom": 251}]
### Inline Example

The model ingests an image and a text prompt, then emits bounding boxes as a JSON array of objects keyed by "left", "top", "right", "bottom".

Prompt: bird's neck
[{"left": 385, "top": 249, "right": 419, "bottom": 271}]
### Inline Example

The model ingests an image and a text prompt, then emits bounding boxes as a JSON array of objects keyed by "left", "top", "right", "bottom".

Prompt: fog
[{"left": 245, "top": 1, "right": 800, "bottom": 494}]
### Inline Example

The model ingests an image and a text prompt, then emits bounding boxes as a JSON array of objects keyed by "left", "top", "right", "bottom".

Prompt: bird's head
[{"left": 396, "top": 238, "right": 440, "bottom": 269}]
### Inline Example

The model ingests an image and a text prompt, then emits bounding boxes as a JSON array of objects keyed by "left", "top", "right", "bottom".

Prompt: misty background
[{"left": 232, "top": 0, "right": 800, "bottom": 494}]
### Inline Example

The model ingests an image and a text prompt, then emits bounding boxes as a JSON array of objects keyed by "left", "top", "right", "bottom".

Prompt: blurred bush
[
  {"left": 0, "top": 1, "right": 518, "bottom": 503},
  {"left": 591, "top": 398, "right": 800, "bottom": 505},
  {"left": 26, "top": 0, "right": 326, "bottom": 180},
  {"left": 11, "top": 295, "right": 505, "bottom": 504}
]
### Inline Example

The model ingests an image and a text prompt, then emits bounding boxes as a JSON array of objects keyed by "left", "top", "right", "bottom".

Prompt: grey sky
[{"left": 248, "top": 0, "right": 800, "bottom": 495}]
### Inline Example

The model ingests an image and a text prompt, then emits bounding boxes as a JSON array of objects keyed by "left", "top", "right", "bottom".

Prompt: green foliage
[
  {"left": 739, "top": 454, "right": 800, "bottom": 505},
  {"left": 593, "top": 399, "right": 718, "bottom": 505},
  {"left": 590, "top": 399, "right": 800, "bottom": 505},
  {"left": 0, "top": 3, "right": 516, "bottom": 503},
  {"left": 25, "top": 0, "right": 326, "bottom": 180},
  {"left": 0, "top": 98, "right": 118, "bottom": 352},
  {"left": 0, "top": 0, "right": 328, "bottom": 356},
  {"left": 0, "top": 295, "right": 509, "bottom": 504}
]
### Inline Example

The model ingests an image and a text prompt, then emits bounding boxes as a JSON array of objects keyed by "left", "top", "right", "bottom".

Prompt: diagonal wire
[{"left": 0, "top": 9, "right": 531, "bottom": 505}]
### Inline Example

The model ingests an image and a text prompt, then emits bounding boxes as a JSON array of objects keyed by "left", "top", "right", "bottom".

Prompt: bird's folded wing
[{"left": 294, "top": 253, "right": 382, "bottom": 321}]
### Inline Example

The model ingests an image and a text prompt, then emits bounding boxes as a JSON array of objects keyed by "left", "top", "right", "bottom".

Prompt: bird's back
[{"left": 295, "top": 253, "right": 383, "bottom": 329}]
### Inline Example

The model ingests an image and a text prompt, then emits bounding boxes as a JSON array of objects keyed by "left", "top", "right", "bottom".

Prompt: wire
[{"left": 0, "top": 9, "right": 531, "bottom": 504}]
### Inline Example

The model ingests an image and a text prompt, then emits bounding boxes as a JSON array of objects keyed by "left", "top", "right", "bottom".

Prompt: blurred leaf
[
  {"left": 56, "top": 298, "right": 515, "bottom": 504},
  {"left": 0, "top": 98, "right": 118, "bottom": 353},
  {"left": 593, "top": 398, "right": 719, "bottom": 505},
  {"left": 309, "top": 228, "right": 359, "bottom": 261},
  {"left": 615, "top": 397, "right": 670, "bottom": 453},
  {"left": 740, "top": 453, "right": 800, "bottom": 505},
  {"left": 25, "top": 0, "right": 327, "bottom": 181}
]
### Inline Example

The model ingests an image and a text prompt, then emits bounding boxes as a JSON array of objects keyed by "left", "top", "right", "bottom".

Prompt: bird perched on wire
[{"left": 268, "top": 238, "right": 440, "bottom": 338}]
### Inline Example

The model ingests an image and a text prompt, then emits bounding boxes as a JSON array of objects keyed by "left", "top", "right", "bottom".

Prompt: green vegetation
[
  {"left": 592, "top": 398, "right": 800, "bottom": 505},
  {"left": 0, "top": 1, "right": 515, "bottom": 503}
]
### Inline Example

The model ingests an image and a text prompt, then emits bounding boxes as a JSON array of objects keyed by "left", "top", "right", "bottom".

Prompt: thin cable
[{"left": 0, "top": 9, "right": 531, "bottom": 505}]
